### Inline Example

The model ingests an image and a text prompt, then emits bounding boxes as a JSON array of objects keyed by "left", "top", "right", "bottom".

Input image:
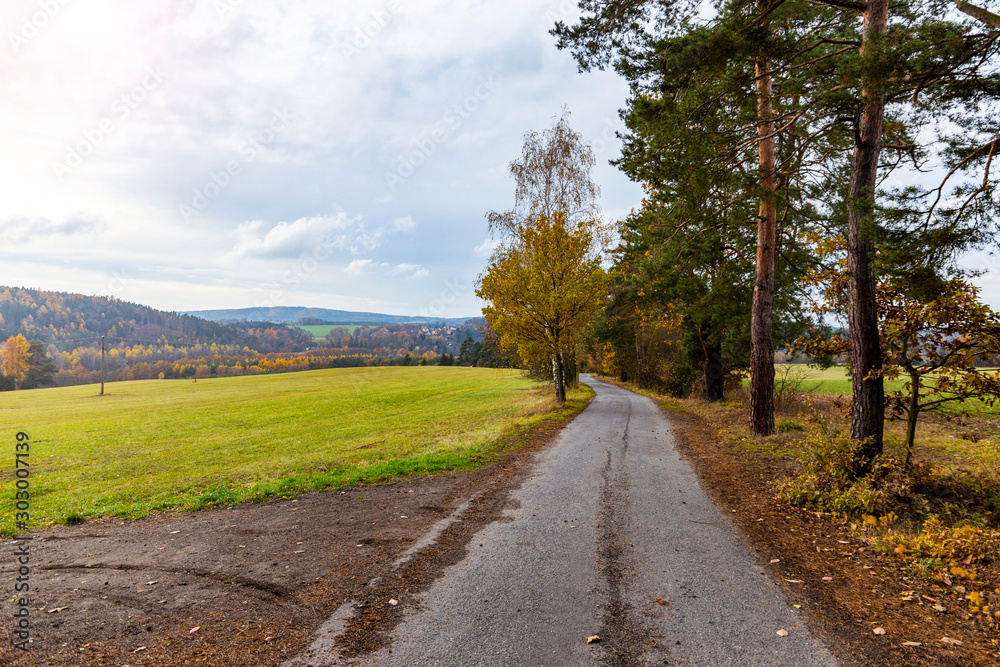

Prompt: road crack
[{"left": 597, "top": 397, "right": 652, "bottom": 666}]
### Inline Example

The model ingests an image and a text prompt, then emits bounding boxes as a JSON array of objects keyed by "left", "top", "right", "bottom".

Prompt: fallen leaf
[
  {"left": 777, "top": 629, "right": 789, "bottom": 637},
  {"left": 655, "top": 597, "right": 666, "bottom": 605},
  {"left": 933, "top": 604, "right": 946, "bottom": 612},
  {"left": 46, "top": 607, "right": 69, "bottom": 613},
  {"left": 189, "top": 627, "right": 200, "bottom": 634},
  {"left": 587, "top": 635, "right": 601, "bottom": 644},
  {"left": 902, "top": 641, "right": 922, "bottom": 647},
  {"left": 388, "top": 599, "right": 399, "bottom": 606},
  {"left": 941, "top": 636, "right": 963, "bottom": 646},
  {"left": 873, "top": 628, "right": 886, "bottom": 635}
]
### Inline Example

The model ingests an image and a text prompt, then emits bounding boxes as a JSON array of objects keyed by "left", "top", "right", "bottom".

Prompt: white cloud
[
  {"left": 228, "top": 212, "right": 360, "bottom": 259},
  {"left": 474, "top": 237, "right": 500, "bottom": 258},
  {"left": 392, "top": 215, "right": 416, "bottom": 231},
  {"left": 0, "top": 215, "right": 106, "bottom": 244},
  {"left": 345, "top": 258, "right": 374, "bottom": 276},
  {"left": 391, "top": 263, "right": 429, "bottom": 279}
]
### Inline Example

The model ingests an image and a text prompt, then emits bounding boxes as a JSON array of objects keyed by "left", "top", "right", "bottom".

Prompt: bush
[
  {"left": 775, "top": 430, "right": 910, "bottom": 517},
  {"left": 661, "top": 359, "right": 696, "bottom": 398},
  {"left": 776, "top": 419, "right": 804, "bottom": 433},
  {"left": 881, "top": 516, "right": 1000, "bottom": 566}
]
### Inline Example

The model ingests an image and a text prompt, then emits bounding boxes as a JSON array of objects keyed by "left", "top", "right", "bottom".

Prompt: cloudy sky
[
  {"left": 4, "top": 1, "right": 1000, "bottom": 321},
  {"left": 0, "top": 0, "right": 645, "bottom": 319}
]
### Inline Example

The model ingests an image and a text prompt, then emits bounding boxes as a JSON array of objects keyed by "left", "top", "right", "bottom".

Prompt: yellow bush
[{"left": 881, "top": 516, "right": 1000, "bottom": 566}]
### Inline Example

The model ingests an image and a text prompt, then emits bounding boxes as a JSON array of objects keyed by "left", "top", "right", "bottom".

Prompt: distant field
[
  {"left": 296, "top": 324, "right": 361, "bottom": 340},
  {"left": 0, "top": 367, "right": 586, "bottom": 533},
  {"left": 774, "top": 364, "right": 854, "bottom": 396},
  {"left": 774, "top": 364, "right": 1000, "bottom": 416}
]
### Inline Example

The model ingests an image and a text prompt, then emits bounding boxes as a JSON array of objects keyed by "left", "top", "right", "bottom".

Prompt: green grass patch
[
  {"left": 295, "top": 324, "right": 362, "bottom": 341},
  {"left": 0, "top": 367, "right": 587, "bottom": 533}
]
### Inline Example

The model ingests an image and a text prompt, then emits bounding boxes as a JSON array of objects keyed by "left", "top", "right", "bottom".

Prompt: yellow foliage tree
[
  {"left": 477, "top": 113, "right": 608, "bottom": 402},
  {"left": 2, "top": 334, "right": 31, "bottom": 389},
  {"left": 477, "top": 211, "right": 607, "bottom": 402}
]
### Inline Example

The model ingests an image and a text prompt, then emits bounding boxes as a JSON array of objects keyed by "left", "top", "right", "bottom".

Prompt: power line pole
[{"left": 101, "top": 335, "right": 105, "bottom": 396}]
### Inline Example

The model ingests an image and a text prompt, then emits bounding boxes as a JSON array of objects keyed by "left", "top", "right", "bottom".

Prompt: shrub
[
  {"left": 775, "top": 430, "right": 910, "bottom": 517},
  {"left": 661, "top": 359, "right": 696, "bottom": 398},
  {"left": 776, "top": 419, "right": 804, "bottom": 433},
  {"left": 881, "top": 516, "right": 1000, "bottom": 566}
]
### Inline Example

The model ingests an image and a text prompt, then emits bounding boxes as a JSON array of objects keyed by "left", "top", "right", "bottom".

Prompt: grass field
[
  {"left": 0, "top": 367, "right": 587, "bottom": 534},
  {"left": 773, "top": 363, "right": 1000, "bottom": 416},
  {"left": 295, "top": 324, "right": 361, "bottom": 341}
]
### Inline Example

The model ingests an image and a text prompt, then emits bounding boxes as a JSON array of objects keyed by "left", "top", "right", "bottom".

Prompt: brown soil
[
  {"left": 664, "top": 405, "right": 1000, "bottom": 667},
  {"left": 5, "top": 394, "right": 997, "bottom": 666}
]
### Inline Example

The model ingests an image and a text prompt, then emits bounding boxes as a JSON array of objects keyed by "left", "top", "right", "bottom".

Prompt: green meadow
[
  {"left": 773, "top": 363, "right": 1000, "bottom": 416},
  {"left": 295, "top": 324, "right": 361, "bottom": 341},
  {"left": 0, "top": 367, "right": 589, "bottom": 534}
]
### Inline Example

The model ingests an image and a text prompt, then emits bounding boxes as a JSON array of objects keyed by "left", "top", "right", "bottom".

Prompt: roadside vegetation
[
  {"left": 0, "top": 366, "right": 591, "bottom": 536},
  {"left": 613, "top": 364, "right": 1000, "bottom": 655}
]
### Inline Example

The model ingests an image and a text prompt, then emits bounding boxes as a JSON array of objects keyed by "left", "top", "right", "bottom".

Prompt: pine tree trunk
[
  {"left": 847, "top": 0, "right": 889, "bottom": 474},
  {"left": 750, "top": 47, "right": 777, "bottom": 437},
  {"left": 905, "top": 373, "right": 920, "bottom": 468}
]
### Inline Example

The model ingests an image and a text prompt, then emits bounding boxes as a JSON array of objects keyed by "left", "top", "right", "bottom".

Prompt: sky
[
  {"left": 0, "top": 0, "right": 643, "bottom": 319},
  {"left": 3, "top": 2, "right": 999, "bottom": 322}
]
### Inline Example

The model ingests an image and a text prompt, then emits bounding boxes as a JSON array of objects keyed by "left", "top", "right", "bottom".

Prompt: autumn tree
[
  {"left": 2, "top": 334, "right": 31, "bottom": 389},
  {"left": 798, "top": 264, "right": 1000, "bottom": 468},
  {"left": 554, "top": 0, "right": 1000, "bottom": 469},
  {"left": 478, "top": 211, "right": 607, "bottom": 402},
  {"left": 881, "top": 280, "right": 1000, "bottom": 464},
  {"left": 477, "top": 114, "right": 609, "bottom": 402}
]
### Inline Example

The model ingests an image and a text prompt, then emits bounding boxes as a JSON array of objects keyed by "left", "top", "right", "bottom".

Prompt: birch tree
[{"left": 477, "top": 114, "right": 608, "bottom": 402}]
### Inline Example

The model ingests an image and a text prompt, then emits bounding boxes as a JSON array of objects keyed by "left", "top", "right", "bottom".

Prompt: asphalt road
[{"left": 348, "top": 375, "right": 839, "bottom": 666}]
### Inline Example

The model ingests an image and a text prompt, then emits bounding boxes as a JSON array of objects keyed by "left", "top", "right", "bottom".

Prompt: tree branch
[{"left": 956, "top": 0, "right": 1000, "bottom": 28}]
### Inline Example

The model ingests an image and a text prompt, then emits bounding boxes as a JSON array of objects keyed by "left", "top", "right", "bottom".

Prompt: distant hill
[
  {"left": 183, "top": 306, "right": 477, "bottom": 326},
  {"left": 0, "top": 286, "right": 310, "bottom": 353}
]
